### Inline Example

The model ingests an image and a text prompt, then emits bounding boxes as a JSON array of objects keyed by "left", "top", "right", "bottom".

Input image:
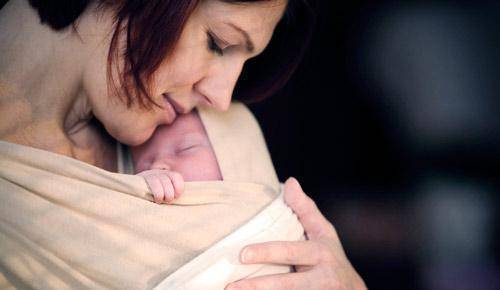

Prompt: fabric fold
[
  {"left": 155, "top": 189, "right": 305, "bottom": 290},
  {"left": 0, "top": 141, "right": 278, "bottom": 289},
  {"left": 0, "top": 102, "right": 304, "bottom": 289}
]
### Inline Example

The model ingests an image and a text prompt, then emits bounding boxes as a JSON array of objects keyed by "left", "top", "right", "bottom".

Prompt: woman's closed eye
[{"left": 206, "top": 30, "right": 228, "bottom": 56}]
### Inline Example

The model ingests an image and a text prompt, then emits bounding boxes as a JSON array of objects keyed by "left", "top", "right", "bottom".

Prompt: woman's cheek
[
  {"left": 120, "top": 108, "right": 169, "bottom": 146},
  {"left": 107, "top": 118, "right": 156, "bottom": 146},
  {"left": 127, "top": 127, "right": 157, "bottom": 146}
]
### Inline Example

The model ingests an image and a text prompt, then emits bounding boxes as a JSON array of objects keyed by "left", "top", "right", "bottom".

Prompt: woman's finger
[
  {"left": 225, "top": 271, "right": 312, "bottom": 290},
  {"left": 283, "top": 177, "right": 337, "bottom": 240},
  {"left": 240, "top": 240, "right": 333, "bottom": 266}
]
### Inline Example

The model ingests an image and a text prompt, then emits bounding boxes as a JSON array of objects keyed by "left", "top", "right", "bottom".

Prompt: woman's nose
[{"left": 195, "top": 58, "right": 245, "bottom": 112}]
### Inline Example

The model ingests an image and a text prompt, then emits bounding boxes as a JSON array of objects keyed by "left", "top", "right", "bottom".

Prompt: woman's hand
[{"left": 226, "top": 178, "right": 367, "bottom": 290}]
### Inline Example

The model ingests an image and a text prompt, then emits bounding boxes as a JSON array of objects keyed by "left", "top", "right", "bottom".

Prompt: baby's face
[{"left": 131, "top": 111, "right": 222, "bottom": 181}]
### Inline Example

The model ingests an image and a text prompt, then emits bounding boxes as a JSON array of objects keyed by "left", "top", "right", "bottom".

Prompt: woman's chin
[{"left": 113, "top": 128, "right": 154, "bottom": 147}]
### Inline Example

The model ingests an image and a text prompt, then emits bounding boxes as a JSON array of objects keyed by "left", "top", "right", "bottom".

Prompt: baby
[{"left": 131, "top": 110, "right": 222, "bottom": 204}]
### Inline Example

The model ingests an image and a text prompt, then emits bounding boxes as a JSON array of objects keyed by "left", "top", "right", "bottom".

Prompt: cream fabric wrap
[{"left": 0, "top": 102, "right": 304, "bottom": 289}]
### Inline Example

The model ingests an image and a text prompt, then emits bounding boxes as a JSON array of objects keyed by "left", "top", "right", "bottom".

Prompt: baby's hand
[{"left": 137, "top": 169, "right": 184, "bottom": 204}]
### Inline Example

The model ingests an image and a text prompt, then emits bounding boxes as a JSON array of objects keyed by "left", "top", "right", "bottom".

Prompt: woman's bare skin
[{"left": 0, "top": 1, "right": 366, "bottom": 289}]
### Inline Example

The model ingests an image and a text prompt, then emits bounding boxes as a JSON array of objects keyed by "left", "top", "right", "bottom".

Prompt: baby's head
[{"left": 131, "top": 111, "right": 222, "bottom": 181}]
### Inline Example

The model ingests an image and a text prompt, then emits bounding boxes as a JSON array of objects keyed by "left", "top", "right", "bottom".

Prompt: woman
[{"left": 0, "top": 0, "right": 366, "bottom": 289}]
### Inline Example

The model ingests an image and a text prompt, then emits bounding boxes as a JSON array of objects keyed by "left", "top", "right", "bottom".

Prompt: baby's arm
[{"left": 137, "top": 170, "right": 184, "bottom": 204}]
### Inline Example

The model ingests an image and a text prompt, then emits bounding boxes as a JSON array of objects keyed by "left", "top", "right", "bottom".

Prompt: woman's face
[{"left": 83, "top": 0, "right": 287, "bottom": 146}]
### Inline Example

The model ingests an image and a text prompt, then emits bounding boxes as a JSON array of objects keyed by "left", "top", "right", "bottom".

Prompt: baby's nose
[{"left": 150, "top": 159, "right": 172, "bottom": 171}]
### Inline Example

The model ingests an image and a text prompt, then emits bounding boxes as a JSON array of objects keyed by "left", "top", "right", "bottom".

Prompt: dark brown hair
[{"left": 28, "top": 0, "right": 315, "bottom": 108}]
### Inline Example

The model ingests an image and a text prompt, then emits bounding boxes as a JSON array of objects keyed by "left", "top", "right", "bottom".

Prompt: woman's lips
[
  {"left": 162, "top": 94, "right": 177, "bottom": 123},
  {"left": 166, "top": 94, "right": 187, "bottom": 114}
]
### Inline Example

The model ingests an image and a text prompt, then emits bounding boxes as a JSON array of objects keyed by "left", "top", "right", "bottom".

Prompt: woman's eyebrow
[{"left": 224, "top": 22, "right": 255, "bottom": 53}]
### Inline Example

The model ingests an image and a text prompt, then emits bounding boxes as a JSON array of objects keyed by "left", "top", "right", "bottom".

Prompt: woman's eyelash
[{"left": 207, "top": 31, "right": 224, "bottom": 56}]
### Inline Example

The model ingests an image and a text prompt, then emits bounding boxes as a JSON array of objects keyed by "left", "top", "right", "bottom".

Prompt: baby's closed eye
[
  {"left": 182, "top": 144, "right": 198, "bottom": 150},
  {"left": 175, "top": 134, "right": 208, "bottom": 154},
  {"left": 176, "top": 143, "right": 202, "bottom": 154}
]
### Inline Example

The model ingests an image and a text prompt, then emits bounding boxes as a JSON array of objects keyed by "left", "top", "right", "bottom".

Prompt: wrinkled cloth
[
  {"left": 117, "top": 103, "right": 281, "bottom": 194},
  {"left": 0, "top": 103, "right": 304, "bottom": 289},
  {"left": 155, "top": 188, "right": 305, "bottom": 290}
]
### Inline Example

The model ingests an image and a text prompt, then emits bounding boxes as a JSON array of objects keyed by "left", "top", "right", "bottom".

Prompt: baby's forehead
[
  {"left": 176, "top": 131, "right": 208, "bottom": 143},
  {"left": 161, "top": 111, "right": 201, "bottom": 133},
  {"left": 156, "top": 112, "right": 210, "bottom": 145}
]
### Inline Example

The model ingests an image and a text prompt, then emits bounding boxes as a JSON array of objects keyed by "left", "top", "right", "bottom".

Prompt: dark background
[{"left": 248, "top": 1, "right": 500, "bottom": 290}]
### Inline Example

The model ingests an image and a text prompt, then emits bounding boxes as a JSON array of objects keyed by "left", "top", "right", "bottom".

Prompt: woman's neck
[{"left": 0, "top": 0, "right": 116, "bottom": 171}]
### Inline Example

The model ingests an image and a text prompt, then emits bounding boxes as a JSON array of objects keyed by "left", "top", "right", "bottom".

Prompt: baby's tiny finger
[
  {"left": 148, "top": 177, "right": 164, "bottom": 204},
  {"left": 168, "top": 172, "right": 184, "bottom": 198},
  {"left": 160, "top": 176, "right": 175, "bottom": 203}
]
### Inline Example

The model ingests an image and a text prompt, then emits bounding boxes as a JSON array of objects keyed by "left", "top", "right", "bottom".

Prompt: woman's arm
[{"left": 226, "top": 178, "right": 367, "bottom": 290}]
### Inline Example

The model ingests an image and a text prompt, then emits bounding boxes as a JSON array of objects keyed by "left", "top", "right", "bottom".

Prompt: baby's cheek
[
  {"left": 179, "top": 150, "right": 222, "bottom": 181},
  {"left": 130, "top": 148, "right": 145, "bottom": 173},
  {"left": 130, "top": 153, "right": 155, "bottom": 174},
  {"left": 135, "top": 160, "right": 150, "bottom": 174}
]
